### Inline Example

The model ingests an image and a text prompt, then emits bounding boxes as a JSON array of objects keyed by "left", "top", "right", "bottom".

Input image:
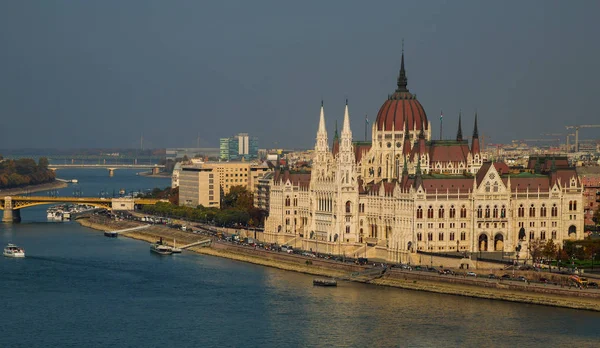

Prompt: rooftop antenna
[
  {"left": 440, "top": 110, "right": 443, "bottom": 140},
  {"left": 365, "top": 114, "right": 369, "bottom": 142},
  {"left": 140, "top": 133, "right": 144, "bottom": 150}
]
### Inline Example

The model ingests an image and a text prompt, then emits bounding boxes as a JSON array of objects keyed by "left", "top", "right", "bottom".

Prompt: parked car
[
  {"left": 501, "top": 274, "right": 511, "bottom": 279},
  {"left": 587, "top": 282, "right": 598, "bottom": 288},
  {"left": 539, "top": 277, "right": 549, "bottom": 283},
  {"left": 466, "top": 272, "right": 477, "bottom": 277},
  {"left": 517, "top": 276, "right": 527, "bottom": 282},
  {"left": 488, "top": 274, "right": 497, "bottom": 279}
]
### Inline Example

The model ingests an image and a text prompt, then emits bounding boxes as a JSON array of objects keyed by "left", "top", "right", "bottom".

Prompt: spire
[
  {"left": 419, "top": 119, "right": 425, "bottom": 139},
  {"left": 318, "top": 100, "right": 326, "bottom": 135},
  {"left": 396, "top": 40, "right": 408, "bottom": 93},
  {"left": 402, "top": 156, "right": 408, "bottom": 175},
  {"left": 551, "top": 157, "right": 557, "bottom": 172},
  {"left": 340, "top": 100, "right": 353, "bottom": 155},
  {"left": 456, "top": 111, "right": 463, "bottom": 141},
  {"left": 470, "top": 112, "right": 480, "bottom": 154},
  {"left": 472, "top": 111, "right": 479, "bottom": 138},
  {"left": 342, "top": 99, "right": 351, "bottom": 134},
  {"left": 333, "top": 120, "right": 339, "bottom": 140}
]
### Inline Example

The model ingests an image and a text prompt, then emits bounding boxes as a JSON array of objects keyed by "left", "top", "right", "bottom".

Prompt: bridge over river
[
  {"left": 0, "top": 196, "right": 163, "bottom": 223},
  {"left": 49, "top": 164, "right": 165, "bottom": 176}
]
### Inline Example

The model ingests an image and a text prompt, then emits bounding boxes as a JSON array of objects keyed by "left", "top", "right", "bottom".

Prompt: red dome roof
[
  {"left": 374, "top": 52, "right": 428, "bottom": 132},
  {"left": 375, "top": 91, "right": 428, "bottom": 132}
]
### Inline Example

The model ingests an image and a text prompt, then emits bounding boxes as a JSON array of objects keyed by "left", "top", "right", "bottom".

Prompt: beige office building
[
  {"left": 179, "top": 166, "right": 221, "bottom": 208},
  {"left": 202, "top": 161, "right": 271, "bottom": 195}
]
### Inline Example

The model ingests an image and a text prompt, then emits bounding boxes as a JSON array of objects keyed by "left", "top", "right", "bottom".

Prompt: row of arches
[
  {"left": 417, "top": 205, "right": 468, "bottom": 219},
  {"left": 517, "top": 203, "right": 559, "bottom": 218}
]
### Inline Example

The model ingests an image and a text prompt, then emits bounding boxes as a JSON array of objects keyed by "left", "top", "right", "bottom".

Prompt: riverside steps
[
  {"left": 179, "top": 239, "right": 212, "bottom": 249},
  {"left": 104, "top": 225, "right": 150, "bottom": 237}
]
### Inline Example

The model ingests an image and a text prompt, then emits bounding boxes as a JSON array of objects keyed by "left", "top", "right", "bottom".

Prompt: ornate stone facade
[{"left": 264, "top": 55, "right": 584, "bottom": 263}]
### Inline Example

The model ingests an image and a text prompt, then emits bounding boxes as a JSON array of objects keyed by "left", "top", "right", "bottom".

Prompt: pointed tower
[
  {"left": 339, "top": 99, "right": 355, "bottom": 169},
  {"left": 456, "top": 111, "right": 463, "bottom": 141},
  {"left": 471, "top": 112, "right": 480, "bottom": 154},
  {"left": 336, "top": 100, "right": 357, "bottom": 243},
  {"left": 315, "top": 101, "right": 329, "bottom": 153},
  {"left": 313, "top": 101, "right": 330, "bottom": 178},
  {"left": 396, "top": 47, "right": 409, "bottom": 93},
  {"left": 332, "top": 120, "right": 340, "bottom": 156}
]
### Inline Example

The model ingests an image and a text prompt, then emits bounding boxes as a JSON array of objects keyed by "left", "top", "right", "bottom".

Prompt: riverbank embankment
[
  {"left": 0, "top": 181, "right": 68, "bottom": 197},
  {"left": 78, "top": 216, "right": 600, "bottom": 312}
]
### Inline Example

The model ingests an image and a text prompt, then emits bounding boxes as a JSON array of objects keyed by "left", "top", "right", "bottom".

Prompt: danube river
[{"left": 1, "top": 169, "right": 599, "bottom": 347}]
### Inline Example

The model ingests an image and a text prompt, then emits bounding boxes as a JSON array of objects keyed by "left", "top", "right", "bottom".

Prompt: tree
[
  {"left": 529, "top": 239, "right": 544, "bottom": 264},
  {"left": 542, "top": 240, "right": 558, "bottom": 271},
  {"left": 222, "top": 186, "right": 253, "bottom": 210},
  {"left": 38, "top": 157, "right": 49, "bottom": 169}
]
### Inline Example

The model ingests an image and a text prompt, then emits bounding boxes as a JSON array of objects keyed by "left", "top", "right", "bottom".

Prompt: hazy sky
[{"left": 1, "top": 0, "right": 599, "bottom": 149}]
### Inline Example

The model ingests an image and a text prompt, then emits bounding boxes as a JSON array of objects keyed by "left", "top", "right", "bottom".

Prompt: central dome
[{"left": 375, "top": 53, "right": 428, "bottom": 132}]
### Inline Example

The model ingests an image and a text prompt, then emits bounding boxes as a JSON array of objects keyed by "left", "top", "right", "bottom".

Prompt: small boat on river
[
  {"left": 313, "top": 278, "right": 337, "bottom": 287},
  {"left": 150, "top": 238, "right": 173, "bottom": 255},
  {"left": 3, "top": 243, "right": 25, "bottom": 258},
  {"left": 104, "top": 231, "right": 118, "bottom": 238}
]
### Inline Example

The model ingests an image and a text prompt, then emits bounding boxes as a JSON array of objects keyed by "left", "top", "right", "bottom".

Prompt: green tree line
[
  {"left": 0, "top": 157, "right": 55, "bottom": 188},
  {"left": 141, "top": 185, "right": 266, "bottom": 228}
]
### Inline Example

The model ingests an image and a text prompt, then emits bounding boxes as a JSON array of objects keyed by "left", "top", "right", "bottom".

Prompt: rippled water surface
[{"left": 1, "top": 170, "right": 599, "bottom": 347}]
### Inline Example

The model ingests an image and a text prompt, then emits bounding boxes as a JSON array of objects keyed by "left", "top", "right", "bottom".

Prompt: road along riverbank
[
  {"left": 78, "top": 216, "right": 600, "bottom": 312},
  {"left": 0, "top": 181, "right": 68, "bottom": 197}
]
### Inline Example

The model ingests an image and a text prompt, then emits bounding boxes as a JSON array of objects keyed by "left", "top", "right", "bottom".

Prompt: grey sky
[{"left": 1, "top": 0, "right": 598, "bottom": 149}]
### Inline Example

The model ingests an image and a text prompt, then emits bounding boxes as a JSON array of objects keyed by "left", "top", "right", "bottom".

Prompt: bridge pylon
[{"left": 2, "top": 197, "right": 21, "bottom": 223}]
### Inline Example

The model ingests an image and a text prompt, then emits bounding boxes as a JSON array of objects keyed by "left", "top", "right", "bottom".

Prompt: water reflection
[{"left": 260, "top": 266, "right": 599, "bottom": 347}]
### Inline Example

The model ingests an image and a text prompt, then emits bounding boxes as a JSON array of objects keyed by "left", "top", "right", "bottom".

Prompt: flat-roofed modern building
[
  {"left": 178, "top": 166, "right": 221, "bottom": 208},
  {"left": 219, "top": 133, "right": 258, "bottom": 160},
  {"left": 202, "top": 161, "right": 271, "bottom": 195}
]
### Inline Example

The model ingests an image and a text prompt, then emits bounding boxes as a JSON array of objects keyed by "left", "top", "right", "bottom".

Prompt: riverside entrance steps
[
  {"left": 179, "top": 239, "right": 212, "bottom": 249},
  {"left": 111, "top": 225, "right": 151, "bottom": 234}
]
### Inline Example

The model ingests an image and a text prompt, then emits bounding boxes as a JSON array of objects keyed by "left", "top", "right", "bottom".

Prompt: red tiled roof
[
  {"left": 273, "top": 170, "right": 311, "bottom": 188},
  {"left": 419, "top": 178, "right": 473, "bottom": 192},
  {"left": 354, "top": 143, "right": 371, "bottom": 163},
  {"left": 527, "top": 156, "right": 569, "bottom": 170},
  {"left": 507, "top": 177, "right": 550, "bottom": 192},
  {"left": 365, "top": 181, "right": 397, "bottom": 195},
  {"left": 375, "top": 92, "right": 428, "bottom": 132},
  {"left": 476, "top": 162, "right": 510, "bottom": 185},
  {"left": 332, "top": 138, "right": 339, "bottom": 157},
  {"left": 429, "top": 142, "right": 470, "bottom": 164}
]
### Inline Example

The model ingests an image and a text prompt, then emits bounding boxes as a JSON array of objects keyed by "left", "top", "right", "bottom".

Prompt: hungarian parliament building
[{"left": 263, "top": 53, "right": 584, "bottom": 263}]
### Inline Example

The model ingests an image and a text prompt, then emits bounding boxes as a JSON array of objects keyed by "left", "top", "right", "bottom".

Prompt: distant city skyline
[{"left": 1, "top": 1, "right": 599, "bottom": 149}]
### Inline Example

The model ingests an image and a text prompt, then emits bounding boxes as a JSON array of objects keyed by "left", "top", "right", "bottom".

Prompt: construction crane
[
  {"left": 566, "top": 133, "right": 575, "bottom": 152},
  {"left": 565, "top": 125, "right": 600, "bottom": 152}
]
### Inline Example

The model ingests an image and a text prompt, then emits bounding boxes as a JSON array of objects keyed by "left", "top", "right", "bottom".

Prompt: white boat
[
  {"left": 151, "top": 243, "right": 173, "bottom": 255},
  {"left": 150, "top": 238, "right": 173, "bottom": 255},
  {"left": 3, "top": 243, "right": 25, "bottom": 258}
]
